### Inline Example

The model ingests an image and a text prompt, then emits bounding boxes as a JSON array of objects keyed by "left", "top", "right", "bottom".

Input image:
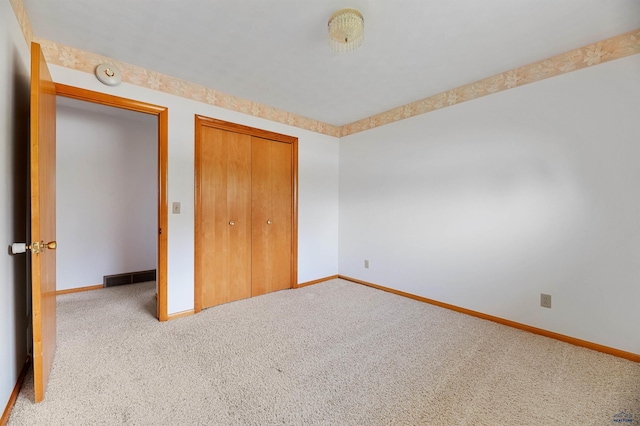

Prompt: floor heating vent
[{"left": 104, "top": 270, "right": 156, "bottom": 287}]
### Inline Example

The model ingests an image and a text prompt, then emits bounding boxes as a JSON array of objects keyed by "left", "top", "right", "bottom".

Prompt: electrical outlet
[
  {"left": 364, "top": 259, "right": 369, "bottom": 269},
  {"left": 540, "top": 293, "right": 552, "bottom": 309},
  {"left": 172, "top": 202, "right": 181, "bottom": 214}
]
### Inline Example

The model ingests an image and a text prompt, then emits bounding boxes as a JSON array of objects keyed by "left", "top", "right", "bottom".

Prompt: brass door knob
[
  {"left": 229, "top": 221, "right": 235, "bottom": 226},
  {"left": 18, "top": 240, "right": 57, "bottom": 254},
  {"left": 267, "top": 220, "right": 272, "bottom": 225}
]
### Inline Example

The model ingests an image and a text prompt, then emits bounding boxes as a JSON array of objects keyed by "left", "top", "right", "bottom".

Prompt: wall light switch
[{"left": 172, "top": 202, "right": 181, "bottom": 214}]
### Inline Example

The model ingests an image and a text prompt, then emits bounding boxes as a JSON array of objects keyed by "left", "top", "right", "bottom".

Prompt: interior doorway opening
[
  {"left": 56, "top": 97, "right": 157, "bottom": 300},
  {"left": 55, "top": 84, "right": 168, "bottom": 320}
]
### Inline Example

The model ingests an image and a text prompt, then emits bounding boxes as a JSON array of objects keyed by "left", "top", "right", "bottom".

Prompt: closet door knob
[
  {"left": 229, "top": 221, "right": 235, "bottom": 226},
  {"left": 267, "top": 220, "right": 272, "bottom": 225}
]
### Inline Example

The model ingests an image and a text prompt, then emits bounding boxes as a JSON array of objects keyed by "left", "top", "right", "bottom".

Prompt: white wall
[
  {"left": 49, "top": 65, "right": 340, "bottom": 314},
  {"left": 56, "top": 100, "right": 158, "bottom": 290},
  {"left": 339, "top": 54, "right": 640, "bottom": 355},
  {"left": 0, "top": 0, "right": 31, "bottom": 413}
]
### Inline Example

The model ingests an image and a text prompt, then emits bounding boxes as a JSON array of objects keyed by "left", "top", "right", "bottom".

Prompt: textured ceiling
[{"left": 23, "top": 0, "right": 640, "bottom": 126}]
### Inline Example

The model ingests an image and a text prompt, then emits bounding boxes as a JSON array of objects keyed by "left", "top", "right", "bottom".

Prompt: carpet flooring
[{"left": 8, "top": 279, "right": 640, "bottom": 425}]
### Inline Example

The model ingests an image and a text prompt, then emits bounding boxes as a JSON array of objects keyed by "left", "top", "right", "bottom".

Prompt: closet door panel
[
  {"left": 252, "top": 137, "right": 292, "bottom": 297},
  {"left": 199, "top": 127, "right": 252, "bottom": 308}
]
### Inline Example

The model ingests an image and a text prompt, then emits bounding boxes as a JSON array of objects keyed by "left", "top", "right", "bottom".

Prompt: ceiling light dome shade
[{"left": 328, "top": 8, "right": 364, "bottom": 53}]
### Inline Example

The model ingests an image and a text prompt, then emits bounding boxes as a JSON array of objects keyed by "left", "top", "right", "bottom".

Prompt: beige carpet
[{"left": 8, "top": 279, "right": 640, "bottom": 425}]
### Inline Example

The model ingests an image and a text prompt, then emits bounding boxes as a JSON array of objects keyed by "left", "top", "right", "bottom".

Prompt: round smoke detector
[{"left": 95, "top": 63, "right": 122, "bottom": 86}]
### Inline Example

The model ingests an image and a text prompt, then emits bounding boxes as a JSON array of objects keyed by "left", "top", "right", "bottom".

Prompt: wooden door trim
[
  {"left": 194, "top": 116, "right": 298, "bottom": 312},
  {"left": 54, "top": 84, "right": 170, "bottom": 321},
  {"left": 291, "top": 139, "right": 298, "bottom": 289},
  {"left": 194, "top": 117, "right": 204, "bottom": 313},
  {"left": 54, "top": 85, "right": 167, "bottom": 114},
  {"left": 195, "top": 115, "right": 298, "bottom": 144}
]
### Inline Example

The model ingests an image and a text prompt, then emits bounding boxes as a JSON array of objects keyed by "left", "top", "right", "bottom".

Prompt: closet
[{"left": 194, "top": 116, "right": 298, "bottom": 311}]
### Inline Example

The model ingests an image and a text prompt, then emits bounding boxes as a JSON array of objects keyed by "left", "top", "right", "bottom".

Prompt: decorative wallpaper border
[
  {"left": 9, "top": 0, "right": 640, "bottom": 138},
  {"left": 340, "top": 28, "right": 640, "bottom": 136}
]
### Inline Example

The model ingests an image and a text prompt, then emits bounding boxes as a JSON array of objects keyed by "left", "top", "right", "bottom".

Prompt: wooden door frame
[
  {"left": 54, "top": 84, "right": 170, "bottom": 321},
  {"left": 194, "top": 115, "right": 298, "bottom": 313}
]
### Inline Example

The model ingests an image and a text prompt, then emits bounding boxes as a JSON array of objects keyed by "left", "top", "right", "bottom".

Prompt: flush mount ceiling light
[
  {"left": 95, "top": 63, "right": 122, "bottom": 86},
  {"left": 328, "top": 8, "right": 364, "bottom": 53}
]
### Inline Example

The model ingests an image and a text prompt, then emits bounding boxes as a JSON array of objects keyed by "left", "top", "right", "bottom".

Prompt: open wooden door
[{"left": 30, "top": 42, "right": 57, "bottom": 403}]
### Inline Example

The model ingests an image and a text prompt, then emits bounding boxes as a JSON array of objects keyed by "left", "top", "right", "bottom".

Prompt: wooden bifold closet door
[
  {"left": 251, "top": 137, "right": 292, "bottom": 297},
  {"left": 195, "top": 117, "right": 297, "bottom": 312},
  {"left": 198, "top": 129, "right": 252, "bottom": 307}
]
